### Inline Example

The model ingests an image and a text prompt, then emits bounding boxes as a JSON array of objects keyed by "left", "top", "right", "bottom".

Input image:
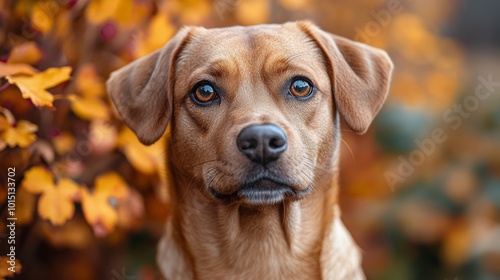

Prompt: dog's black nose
[{"left": 237, "top": 124, "right": 287, "bottom": 165}]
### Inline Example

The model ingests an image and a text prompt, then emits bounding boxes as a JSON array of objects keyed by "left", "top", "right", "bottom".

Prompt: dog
[{"left": 106, "top": 21, "right": 393, "bottom": 280}]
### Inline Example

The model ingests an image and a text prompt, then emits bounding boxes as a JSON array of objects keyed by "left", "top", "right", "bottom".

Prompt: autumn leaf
[
  {"left": 0, "top": 256, "right": 22, "bottom": 279},
  {"left": 94, "top": 172, "right": 129, "bottom": 199},
  {"left": 7, "top": 41, "right": 43, "bottom": 64},
  {"left": 0, "top": 116, "right": 38, "bottom": 149},
  {"left": 0, "top": 62, "right": 37, "bottom": 77},
  {"left": 21, "top": 166, "right": 81, "bottom": 226},
  {"left": 81, "top": 173, "right": 130, "bottom": 236},
  {"left": 22, "top": 166, "right": 54, "bottom": 193},
  {"left": 117, "top": 127, "right": 165, "bottom": 174},
  {"left": 6, "top": 67, "right": 72, "bottom": 107},
  {"left": 68, "top": 94, "right": 110, "bottom": 120}
]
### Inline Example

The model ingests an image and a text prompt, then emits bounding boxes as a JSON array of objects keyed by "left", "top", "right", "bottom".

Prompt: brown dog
[{"left": 106, "top": 21, "right": 393, "bottom": 280}]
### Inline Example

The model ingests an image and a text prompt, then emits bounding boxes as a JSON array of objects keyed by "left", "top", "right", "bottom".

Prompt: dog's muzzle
[{"left": 208, "top": 123, "right": 310, "bottom": 205}]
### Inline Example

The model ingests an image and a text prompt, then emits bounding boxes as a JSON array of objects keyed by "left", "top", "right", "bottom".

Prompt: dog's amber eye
[
  {"left": 192, "top": 83, "right": 218, "bottom": 105},
  {"left": 289, "top": 79, "right": 313, "bottom": 99}
]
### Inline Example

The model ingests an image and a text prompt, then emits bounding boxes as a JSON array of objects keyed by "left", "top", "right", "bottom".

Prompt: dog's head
[{"left": 107, "top": 21, "right": 393, "bottom": 206}]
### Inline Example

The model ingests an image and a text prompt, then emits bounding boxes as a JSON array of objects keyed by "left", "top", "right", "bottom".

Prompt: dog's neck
[{"left": 157, "top": 162, "right": 363, "bottom": 279}]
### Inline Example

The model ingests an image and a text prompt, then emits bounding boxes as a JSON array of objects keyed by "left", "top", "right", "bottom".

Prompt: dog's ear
[
  {"left": 298, "top": 22, "right": 393, "bottom": 134},
  {"left": 106, "top": 28, "right": 192, "bottom": 145}
]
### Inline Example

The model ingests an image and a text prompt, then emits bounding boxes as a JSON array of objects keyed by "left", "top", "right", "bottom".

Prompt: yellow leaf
[
  {"left": 21, "top": 166, "right": 54, "bottom": 194},
  {"left": 22, "top": 167, "right": 80, "bottom": 226},
  {"left": 7, "top": 42, "right": 43, "bottom": 64},
  {"left": 86, "top": 0, "right": 149, "bottom": 27},
  {"left": 118, "top": 127, "right": 165, "bottom": 174},
  {"left": 1, "top": 120, "right": 38, "bottom": 148},
  {"left": 31, "top": 2, "right": 54, "bottom": 34},
  {"left": 75, "top": 64, "right": 105, "bottom": 98},
  {"left": 38, "top": 180, "right": 79, "bottom": 226},
  {"left": 0, "top": 62, "right": 37, "bottom": 77},
  {"left": 57, "top": 178, "right": 81, "bottom": 199},
  {"left": 69, "top": 95, "right": 109, "bottom": 120},
  {"left": 94, "top": 172, "right": 129, "bottom": 199},
  {"left": 6, "top": 67, "right": 72, "bottom": 107},
  {"left": 81, "top": 188, "right": 118, "bottom": 236},
  {"left": 0, "top": 256, "right": 22, "bottom": 278},
  {"left": 38, "top": 188, "right": 73, "bottom": 225}
]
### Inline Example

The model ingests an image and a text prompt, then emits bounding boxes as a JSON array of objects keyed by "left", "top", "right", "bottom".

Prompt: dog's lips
[{"left": 209, "top": 177, "right": 310, "bottom": 205}]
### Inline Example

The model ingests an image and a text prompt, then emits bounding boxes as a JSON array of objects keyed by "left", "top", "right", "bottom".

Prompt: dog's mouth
[{"left": 208, "top": 175, "right": 310, "bottom": 205}]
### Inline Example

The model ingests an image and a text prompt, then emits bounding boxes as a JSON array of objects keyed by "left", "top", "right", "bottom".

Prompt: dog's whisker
[
  {"left": 191, "top": 159, "right": 220, "bottom": 168},
  {"left": 339, "top": 136, "right": 355, "bottom": 162}
]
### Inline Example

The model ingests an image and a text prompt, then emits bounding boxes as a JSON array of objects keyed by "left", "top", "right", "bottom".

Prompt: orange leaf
[
  {"left": 81, "top": 173, "right": 132, "bottom": 236},
  {"left": 1, "top": 120, "right": 38, "bottom": 148},
  {"left": 38, "top": 178, "right": 80, "bottom": 226},
  {"left": 117, "top": 127, "right": 165, "bottom": 174},
  {"left": 94, "top": 172, "right": 129, "bottom": 199},
  {"left": 21, "top": 166, "right": 54, "bottom": 194},
  {"left": 7, "top": 42, "right": 43, "bottom": 64},
  {"left": 81, "top": 188, "right": 118, "bottom": 236},
  {"left": 6, "top": 67, "right": 72, "bottom": 107},
  {"left": 69, "top": 95, "right": 109, "bottom": 120},
  {"left": 21, "top": 166, "right": 80, "bottom": 226}
]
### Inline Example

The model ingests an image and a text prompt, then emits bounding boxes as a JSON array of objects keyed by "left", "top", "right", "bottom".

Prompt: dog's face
[{"left": 107, "top": 22, "right": 393, "bottom": 206}]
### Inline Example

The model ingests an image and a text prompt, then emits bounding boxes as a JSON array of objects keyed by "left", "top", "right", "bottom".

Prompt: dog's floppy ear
[
  {"left": 299, "top": 22, "right": 393, "bottom": 134},
  {"left": 106, "top": 28, "right": 192, "bottom": 145}
]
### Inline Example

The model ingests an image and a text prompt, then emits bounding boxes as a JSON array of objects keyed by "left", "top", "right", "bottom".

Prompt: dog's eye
[
  {"left": 289, "top": 78, "right": 313, "bottom": 99},
  {"left": 191, "top": 82, "right": 219, "bottom": 105}
]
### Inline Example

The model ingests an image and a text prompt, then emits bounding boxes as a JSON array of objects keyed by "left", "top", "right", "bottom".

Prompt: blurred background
[{"left": 0, "top": 0, "right": 499, "bottom": 279}]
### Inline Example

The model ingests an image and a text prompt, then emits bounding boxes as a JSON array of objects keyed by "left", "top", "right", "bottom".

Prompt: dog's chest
[{"left": 193, "top": 234, "right": 321, "bottom": 280}]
